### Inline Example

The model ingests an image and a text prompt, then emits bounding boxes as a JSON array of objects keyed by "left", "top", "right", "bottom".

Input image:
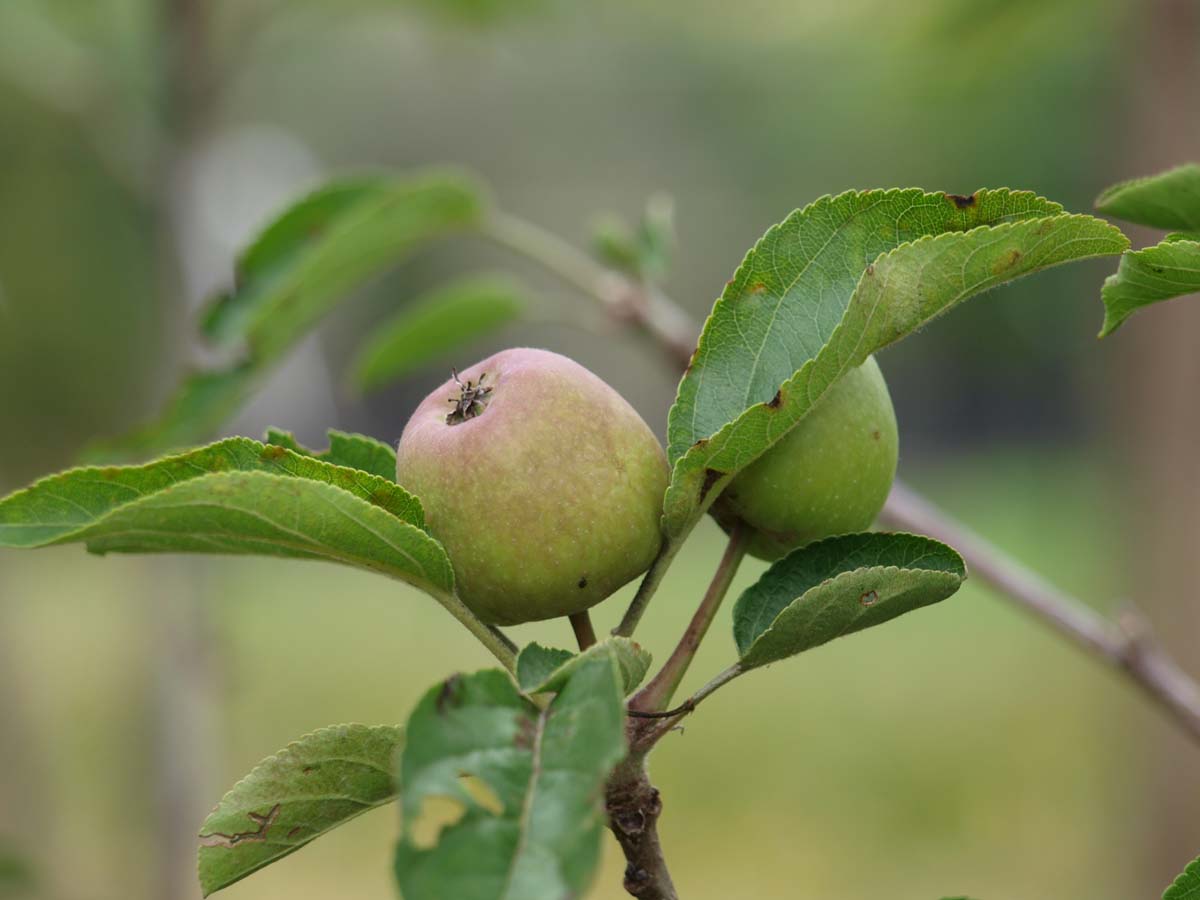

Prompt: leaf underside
[
  {"left": 395, "top": 654, "right": 626, "bottom": 900},
  {"left": 1095, "top": 163, "right": 1200, "bottom": 232},
  {"left": 733, "top": 532, "right": 966, "bottom": 669},
  {"left": 198, "top": 724, "right": 403, "bottom": 896},
  {"left": 1093, "top": 164, "right": 1200, "bottom": 336},
  {"left": 663, "top": 189, "right": 1126, "bottom": 545},
  {"left": 1099, "top": 237, "right": 1200, "bottom": 336}
]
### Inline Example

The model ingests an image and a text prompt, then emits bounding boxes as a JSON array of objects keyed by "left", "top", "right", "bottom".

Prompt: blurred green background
[{"left": 1, "top": 1, "right": 1199, "bottom": 898}]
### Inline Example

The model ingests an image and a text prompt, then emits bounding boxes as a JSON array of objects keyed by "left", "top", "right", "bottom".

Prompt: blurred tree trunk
[
  {"left": 0, "top": 582, "right": 44, "bottom": 892},
  {"left": 1112, "top": 0, "right": 1200, "bottom": 885},
  {"left": 150, "top": 3, "right": 222, "bottom": 899}
]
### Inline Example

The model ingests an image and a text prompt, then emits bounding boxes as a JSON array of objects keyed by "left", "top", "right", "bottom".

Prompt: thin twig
[
  {"left": 569, "top": 610, "right": 598, "bottom": 651},
  {"left": 880, "top": 480, "right": 1200, "bottom": 743},
  {"left": 630, "top": 524, "right": 747, "bottom": 712},
  {"left": 483, "top": 211, "right": 697, "bottom": 369},
  {"left": 627, "top": 664, "right": 744, "bottom": 758}
]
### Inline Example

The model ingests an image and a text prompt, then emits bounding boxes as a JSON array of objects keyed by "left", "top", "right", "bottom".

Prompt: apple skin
[
  {"left": 712, "top": 356, "right": 898, "bottom": 561},
  {"left": 395, "top": 348, "right": 668, "bottom": 625}
]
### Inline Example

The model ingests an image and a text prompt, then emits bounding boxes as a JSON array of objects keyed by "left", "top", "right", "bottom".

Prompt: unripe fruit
[
  {"left": 713, "top": 356, "right": 898, "bottom": 561},
  {"left": 396, "top": 348, "right": 668, "bottom": 625}
]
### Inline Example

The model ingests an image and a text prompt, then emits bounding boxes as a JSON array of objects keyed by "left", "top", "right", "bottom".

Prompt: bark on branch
[{"left": 605, "top": 754, "right": 678, "bottom": 900}]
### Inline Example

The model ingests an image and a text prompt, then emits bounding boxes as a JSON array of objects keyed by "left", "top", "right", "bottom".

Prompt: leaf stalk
[{"left": 630, "top": 524, "right": 748, "bottom": 713}]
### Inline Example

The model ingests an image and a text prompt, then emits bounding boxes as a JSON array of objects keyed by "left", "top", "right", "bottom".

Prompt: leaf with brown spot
[
  {"left": 395, "top": 655, "right": 626, "bottom": 900},
  {"left": 1098, "top": 235, "right": 1200, "bottom": 337},
  {"left": 662, "top": 188, "right": 1126, "bottom": 546},
  {"left": 733, "top": 532, "right": 966, "bottom": 669},
  {"left": 198, "top": 724, "right": 403, "bottom": 896}
]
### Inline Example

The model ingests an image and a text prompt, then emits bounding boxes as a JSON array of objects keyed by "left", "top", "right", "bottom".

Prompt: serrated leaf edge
[
  {"left": 1095, "top": 163, "right": 1200, "bottom": 216},
  {"left": 1163, "top": 854, "right": 1200, "bottom": 900},
  {"left": 80, "top": 469, "right": 453, "bottom": 592},
  {"left": 520, "top": 637, "right": 652, "bottom": 696},
  {"left": 736, "top": 531, "right": 967, "bottom": 660},
  {"left": 668, "top": 186, "right": 1067, "bottom": 463},
  {"left": 665, "top": 211, "right": 1127, "bottom": 542},
  {"left": 0, "top": 436, "right": 424, "bottom": 538},
  {"left": 740, "top": 563, "right": 965, "bottom": 665}
]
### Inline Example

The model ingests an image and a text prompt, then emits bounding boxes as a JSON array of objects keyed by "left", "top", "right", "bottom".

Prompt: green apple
[
  {"left": 395, "top": 347, "right": 668, "bottom": 625},
  {"left": 713, "top": 356, "right": 898, "bottom": 560}
]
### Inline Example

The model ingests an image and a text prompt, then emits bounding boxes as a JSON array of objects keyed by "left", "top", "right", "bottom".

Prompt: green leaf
[
  {"left": 668, "top": 190, "right": 1057, "bottom": 462},
  {"left": 514, "top": 642, "right": 576, "bottom": 692},
  {"left": 590, "top": 193, "right": 674, "bottom": 281},
  {"left": 1164, "top": 855, "right": 1200, "bottom": 900},
  {"left": 0, "top": 438, "right": 455, "bottom": 597},
  {"left": 33, "top": 470, "right": 448, "bottom": 592},
  {"left": 516, "top": 637, "right": 652, "bottom": 695},
  {"left": 1098, "top": 237, "right": 1200, "bottom": 336},
  {"left": 198, "top": 724, "right": 403, "bottom": 896},
  {"left": 0, "top": 436, "right": 423, "bottom": 549},
  {"left": 733, "top": 532, "right": 966, "bottom": 670},
  {"left": 663, "top": 190, "right": 1126, "bottom": 544},
  {"left": 1096, "top": 163, "right": 1200, "bottom": 232},
  {"left": 350, "top": 274, "right": 526, "bottom": 391},
  {"left": 82, "top": 365, "right": 256, "bottom": 463},
  {"left": 88, "top": 173, "right": 485, "bottom": 464},
  {"left": 395, "top": 654, "right": 626, "bottom": 900},
  {"left": 265, "top": 428, "right": 397, "bottom": 481},
  {"left": 203, "top": 171, "right": 486, "bottom": 362}
]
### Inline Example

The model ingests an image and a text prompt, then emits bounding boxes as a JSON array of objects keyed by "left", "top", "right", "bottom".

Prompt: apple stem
[
  {"left": 569, "top": 610, "right": 598, "bottom": 651},
  {"left": 613, "top": 539, "right": 681, "bottom": 638},
  {"left": 628, "top": 524, "right": 748, "bottom": 713}
]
